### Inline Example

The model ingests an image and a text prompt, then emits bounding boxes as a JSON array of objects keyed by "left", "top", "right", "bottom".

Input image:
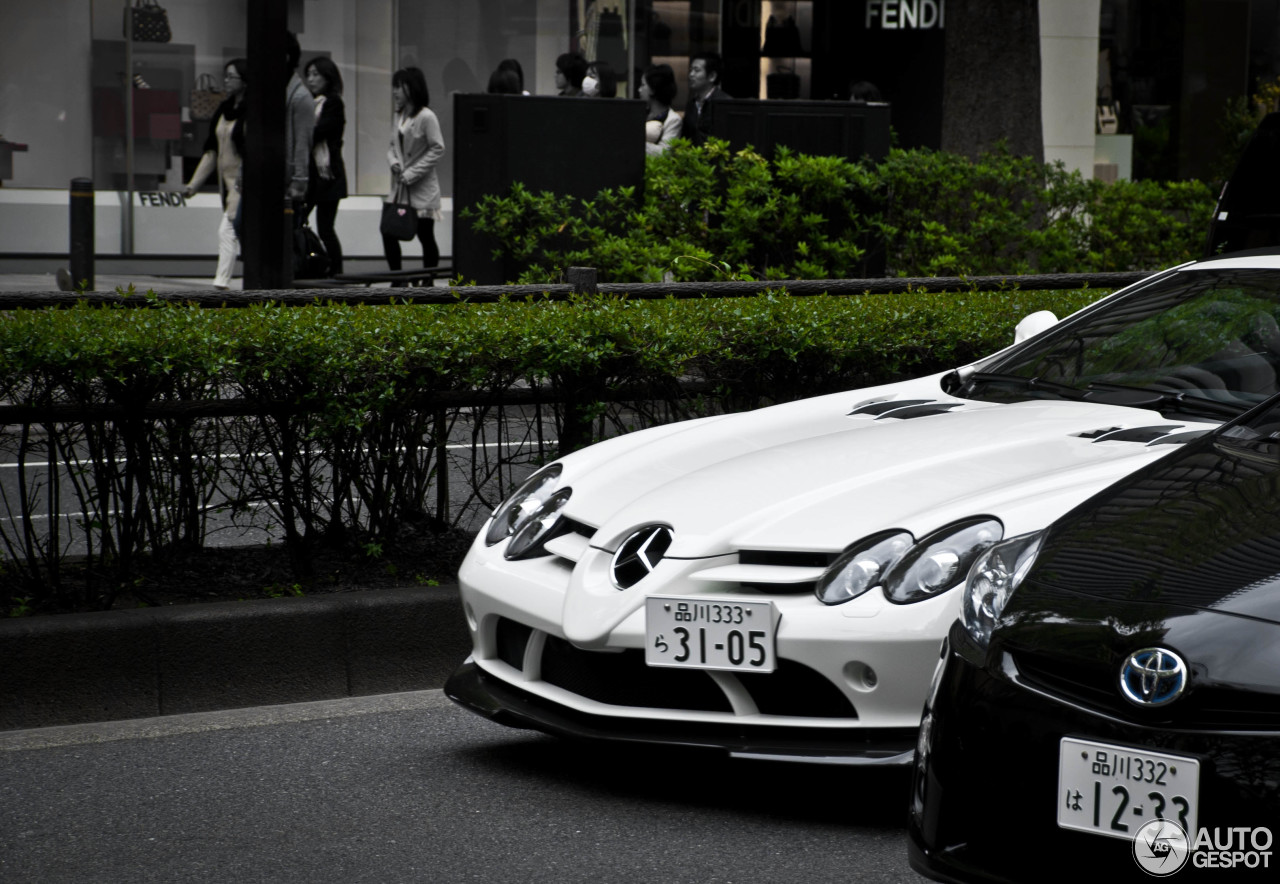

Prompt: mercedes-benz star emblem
[
  {"left": 1119, "top": 648, "right": 1188, "bottom": 707},
  {"left": 610, "top": 525, "right": 673, "bottom": 589}
]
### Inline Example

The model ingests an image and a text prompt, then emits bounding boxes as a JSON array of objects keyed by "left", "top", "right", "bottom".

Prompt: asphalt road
[{"left": 0, "top": 692, "right": 930, "bottom": 884}]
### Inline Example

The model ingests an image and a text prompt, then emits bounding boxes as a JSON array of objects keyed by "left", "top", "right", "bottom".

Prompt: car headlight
[
  {"left": 484, "top": 464, "right": 563, "bottom": 547},
  {"left": 882, "top": 517, "right": 1003, "bottom": 604},
  {"left": 816, "top": 530, "right": 914, "bottom": 605},
  {"left": 505, "top": 488, "right": 573, "bottom": 560},
  {"left": 960, "top": 530, "right": 1044, "bottom": 649}
]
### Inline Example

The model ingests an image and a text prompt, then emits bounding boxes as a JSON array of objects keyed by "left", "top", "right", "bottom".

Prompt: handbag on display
[
  {"left": 124, "top": 0, "right": 172, "bottom": 43},
  {"left": 190, "top": 74, "right": 224, "bottom": 121},
  {"left": 380, "top": 184, "right": 417, "bottom": 241}
]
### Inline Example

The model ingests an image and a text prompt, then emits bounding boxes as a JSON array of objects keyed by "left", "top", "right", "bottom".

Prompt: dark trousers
[
  {"left": 383, "top": 216, "right": 439, "bottom": 270},
  {"left": 307, "top": 200, "right": 344, "bottom": 276}
]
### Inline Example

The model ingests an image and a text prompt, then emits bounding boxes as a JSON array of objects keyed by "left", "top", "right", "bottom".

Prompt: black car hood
[{"left": 1025, "top": 432, "right": 1280, "bottom": 626}]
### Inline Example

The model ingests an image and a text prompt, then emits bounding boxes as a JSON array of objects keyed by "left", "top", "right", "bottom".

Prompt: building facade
[{"left": 0, "top": 0, "right": 1273, "bottom": 262}]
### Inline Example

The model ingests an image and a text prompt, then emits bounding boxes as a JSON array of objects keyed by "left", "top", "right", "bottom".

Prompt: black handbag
[
  {"left": 125, "top": 0, "right": 172, "bottom": 43},
  {"left": 293, "top": 224, "right": 330, "bottom": 279},
  {"left": 380, "top": 185, "right": 417, "bottom": 241}
]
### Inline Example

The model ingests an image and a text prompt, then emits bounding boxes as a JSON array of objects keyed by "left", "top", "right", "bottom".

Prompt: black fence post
[
  {"left": 242, "top": 0, "right": 290, "bottom": 290},
  {"left": 69, "top": 177, "right": 95, "bottom": 292},
  {"left": 567, "top": 266, "right": 598, "bottom": 295}
]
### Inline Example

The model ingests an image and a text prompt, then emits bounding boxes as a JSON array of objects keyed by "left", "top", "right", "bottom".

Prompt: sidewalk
[{"left": 0, "top": 272, "right": 243, "bottom": 294}]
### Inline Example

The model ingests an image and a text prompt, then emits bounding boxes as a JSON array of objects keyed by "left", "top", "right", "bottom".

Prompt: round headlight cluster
[
  {"left": 960, "top": 530, "right": 1044, "bottom": 649},
  {"left": 883, "top": 518, "right": 1003, "bottom": 604},
  {"left": 504, "top": 488, "right": 573, "bottom": 560},
  {"left": 816, "top": 530, "right": 913, "bottom": 605},
  {"left": 484, "top": 464, "right": 566, "bottom": 548},
  {"left": 818, "top": 517, "right": 1005, "bottom": 607}
]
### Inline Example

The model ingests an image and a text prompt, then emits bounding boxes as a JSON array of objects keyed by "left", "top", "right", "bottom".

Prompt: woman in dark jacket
[{"left": 302, "top": 56, "right": 348, "bottom": 276}]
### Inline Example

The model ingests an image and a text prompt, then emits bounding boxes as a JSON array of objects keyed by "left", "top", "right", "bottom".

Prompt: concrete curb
[{"left": 0, "top": 585, "right": 470, "bottom": 731}]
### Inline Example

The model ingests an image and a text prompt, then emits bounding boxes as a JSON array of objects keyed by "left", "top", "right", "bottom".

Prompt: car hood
[
  {"left": 553, "top": 373, "right": 1215, "bottom": 558},
  {"left": 1024, "top": 430, "right": 1280, "bottom": 626}
]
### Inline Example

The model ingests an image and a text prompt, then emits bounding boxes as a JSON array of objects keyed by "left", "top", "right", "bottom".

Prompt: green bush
[{"left": 463, "top": 140, "right": 1216, "bottom": 283}]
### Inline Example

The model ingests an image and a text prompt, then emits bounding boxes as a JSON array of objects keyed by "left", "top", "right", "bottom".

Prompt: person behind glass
[
  {"left": 183, "top": 58, "right": 247, "bottom": 291},
  {"left": 583, "top": 60, "right": 617, "bottom": 98},
  {"left": 497, "top": 58, "right": 529, "bottom": 95},
  {"left": 848, "top": 80, "right": 883, "bottom": 104},
  {"left": 384, "top": 67, "right": 445, "bottom": 274},
  {"left": 554, "top": 53, "right": 587, "bottom": 96},
  {"left": 487, "top": 68, "right": 522, "bottom": 95},
  {"left": 680, "top": 52, "right": 730, "bottom": 145},
  {"left": 283, "top": 32, "right": 314, "bottom": 211},
  {"left": 640, "top": 63, "right": 680, "bottom": 155}
]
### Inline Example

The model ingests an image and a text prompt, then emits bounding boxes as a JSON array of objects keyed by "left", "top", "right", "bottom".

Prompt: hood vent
[
  {"left": 1085, "top": 425, "right": 1186, "bottom": 445},
  {"left": 849, "top": 399, "right": 962, "bottom": 420}
]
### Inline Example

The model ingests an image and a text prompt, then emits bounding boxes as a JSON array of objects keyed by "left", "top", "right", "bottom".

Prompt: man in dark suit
[{"left": 680, "top": 52, "right": 730, "bottom": 145}]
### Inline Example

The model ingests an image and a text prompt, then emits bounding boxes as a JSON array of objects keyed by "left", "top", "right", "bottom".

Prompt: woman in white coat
[
  {"left": 640, "top": 63, "right": 682, "bottom": 156},
  {"left": 383, "top": 67, "right": 445, "bottom": 271}
]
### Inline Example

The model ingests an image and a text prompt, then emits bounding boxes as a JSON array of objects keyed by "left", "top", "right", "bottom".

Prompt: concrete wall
[{"left": 0, "top": 586, "right": 471, "bottom": 731}]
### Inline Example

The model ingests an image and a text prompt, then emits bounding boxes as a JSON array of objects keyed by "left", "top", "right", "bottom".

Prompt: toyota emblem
[
  {"left": 610, "top": 525, "right": 673, "bottom": 589},
  {"left": 1119, "top": 648, "right": 1188, "bottom": 707}
]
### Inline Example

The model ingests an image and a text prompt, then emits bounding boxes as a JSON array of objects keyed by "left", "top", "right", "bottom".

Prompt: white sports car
[{"left": 446, "top": 251, "right": 1280, "bottom": 765}]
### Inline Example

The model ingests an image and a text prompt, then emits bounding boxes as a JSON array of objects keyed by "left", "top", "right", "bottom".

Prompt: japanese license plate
[
  {"left": 1058, "top": 737, "right": 1199, "bottom": 841},
  {"left": 645, "top": 596, "right": 780, "bottom": 673}
]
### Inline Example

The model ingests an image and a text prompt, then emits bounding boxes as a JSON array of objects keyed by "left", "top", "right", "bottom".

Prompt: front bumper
[
  {"left": 445, "top": 657, "right": 917, "bottom": 765},
  {"left": 908, "top": 623, "right": 1280, "bottom": 884}
]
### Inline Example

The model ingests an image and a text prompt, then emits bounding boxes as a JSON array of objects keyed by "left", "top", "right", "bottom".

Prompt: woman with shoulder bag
[
  {"left": 382, "top": 67, "right": 445, "bottom": 276},
  {"left": 183, "top": 58, "right": 247, "bottom": 290}
]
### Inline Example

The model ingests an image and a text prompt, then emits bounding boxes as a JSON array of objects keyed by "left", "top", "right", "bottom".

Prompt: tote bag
[
  {"left": 380, "top": 184, "right": 416, "bottom": 241},
  {"left": 190, "top": 74, "right": 224, "bottom": 121}
]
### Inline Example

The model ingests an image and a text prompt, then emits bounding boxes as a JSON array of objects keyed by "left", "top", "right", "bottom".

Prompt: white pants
[{"left": 214, "top": 211, "right": 239, "bottom": 288}]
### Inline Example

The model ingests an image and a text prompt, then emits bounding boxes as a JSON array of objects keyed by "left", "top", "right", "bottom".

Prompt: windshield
[{"left": 959, "top": 268, "right": 1280, "bottom": 420}]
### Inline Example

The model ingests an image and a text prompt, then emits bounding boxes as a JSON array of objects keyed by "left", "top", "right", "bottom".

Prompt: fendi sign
[{"left": 865, "top": 0, "right": 945, "bottom": 30}]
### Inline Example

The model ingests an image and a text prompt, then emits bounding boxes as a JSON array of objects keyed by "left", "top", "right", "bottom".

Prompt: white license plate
[
  {"left": 1058, "top": 737, "right": 1200, "bottom": 841},
  {"left": 645, "top": 596, "right": 780, "bottom": 673}
]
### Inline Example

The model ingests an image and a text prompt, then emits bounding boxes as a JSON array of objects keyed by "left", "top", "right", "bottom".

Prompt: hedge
[{"left": 463, "top": 140, "right": 1216, "bottom": 283}]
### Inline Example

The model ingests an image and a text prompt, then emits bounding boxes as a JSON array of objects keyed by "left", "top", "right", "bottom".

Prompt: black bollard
[
  {"left": 68, "top": 177, "right": 95, "bottom": 292},
  {"left": 567, "top": 266, "right": 598, "bottom": 295}
]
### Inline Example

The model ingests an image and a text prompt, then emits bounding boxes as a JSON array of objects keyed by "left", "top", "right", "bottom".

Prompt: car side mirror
[{"left": 1014, "top": 310, "right": 1058, "bottom": 344}]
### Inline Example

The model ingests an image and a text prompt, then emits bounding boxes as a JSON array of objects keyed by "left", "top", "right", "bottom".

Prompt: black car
[
  {"left": 1206, "top": 112, "right": 1280, "bottom": 257},
  {"left": 908, "top": 394, "right": 1280, "bottom": 882}
]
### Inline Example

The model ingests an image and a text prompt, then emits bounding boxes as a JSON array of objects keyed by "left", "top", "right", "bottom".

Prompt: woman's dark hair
[
  {"left": 587, "top": 60, "right": 618, "bottom": 98},
  {"left": 848, "top": 80, "right": 883, "bottom": 103},
  {"left": 556, "top": 52, "right": 588, "bottom": 89},
  {"left": 497, "top": 58, "right": 525, "bottom": 92},
  {"left": 225, "top": 57, "right": 249, "bottom": 85},
  {"left": 305, "top": 56, "right": 343, "bottom": 96},
  {"left": 643, "top": 63, "right": 677, "bottom": 106},
  {"left": 392, "top": 67, "right": 431, "bottom": 112},
  {"left": 487, "top": 69, "right": 522, "bottom": 95}
]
